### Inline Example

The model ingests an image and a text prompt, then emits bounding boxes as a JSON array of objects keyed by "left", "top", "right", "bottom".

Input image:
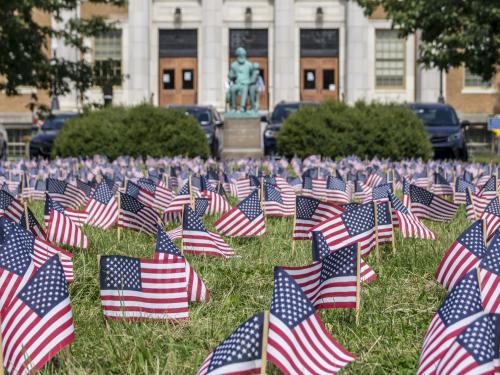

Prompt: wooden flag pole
[
  {"left": 23, "top": 202, "right": 29, "bottom": 231},
  {"left": 356, "top": 242, "right": 361, "bottom": 326},
  {"left": 477, "top": 267, "right": 482, "bottom": 294},
  {"left": 260, "top": 311, "right": 270, "bottom": 375},
  {"left": 189, "top": 175, "right": 194, "bottom": 209},
  {"left": 123, "top": 177, "right": 128, "bottom": 193},
  {"left": 291, "top": 212, "right": 296, "bottom": 255},
  {"left": 0, "top": 320, "right": 4, "bottom": 375},
  {"left": 180, "top": 208, "right": 184, "bottom": 255},
  {"left": 482, "top": 219, "right": 487, "bottom": 246},
  {"left": 373, "top": 201, "right": 380, "bottom": 264},
  {"left": 117, "top": 193, "right": 121, "bottom": 241},
  {"left": 388, "top": 200, "right": 396, "bottom": 254},
  {"left": 468, "top": 188, "right": 478, "bottom": 220}
]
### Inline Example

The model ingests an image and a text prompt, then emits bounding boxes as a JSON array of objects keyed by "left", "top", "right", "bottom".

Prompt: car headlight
[
  {"left": 447, "top": 132, "right": 461, "bottom": 142},
  {"left": 264, "top": 129, "right": 276, "bottom": 138}
]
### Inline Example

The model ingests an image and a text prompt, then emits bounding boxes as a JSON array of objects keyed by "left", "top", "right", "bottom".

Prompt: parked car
[
  {"left": 29, "top": 112, "right": 78, "bottom": 159},
  {"left": 407, "top": 103, "right": 469, "bottom": 160},
  {"left": 167, "top": 105, "right": 224, "bottom": 157},
  {"left": 263, "top": 101, "right": 320, "bottom": 155}
]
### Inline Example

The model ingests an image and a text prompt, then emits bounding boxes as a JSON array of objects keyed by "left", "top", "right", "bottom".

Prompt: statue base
[{"left": 221, "top": 116, "right": 263, "bottom": 160}]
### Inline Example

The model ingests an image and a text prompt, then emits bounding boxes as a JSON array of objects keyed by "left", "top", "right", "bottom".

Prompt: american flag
[
  {"left": 1, "top": 256, "right": 75, "bottom": 375},
  {"left": 76, "top": 178, "right": 93, "bottom": 198},
  {"left": 99, "top": 255, "right": 189, "bottom": 320},
  {"left": 182, "top": 205, "right": 234, "bottom": 257},
  {"left": 214, "top": 190, "right": 265, "bottom": 237},
  {"left": 45, "top": 195, "right": 89, "bottom": 249},
  {"left": 417, "top": 271, "right": 484, "bottom": 375},
  {"left": 413, "top": 169, "right": 429, "bottom": 188},
  {"left": 293, "top": 196, "right": 344, "bottom": 240},
  {"left": 365, "top": 171, "right": 384, "bottom": 187},
  {"left": 435, "top": 220, "right": 486, "bottom": 290},
  {"left": 311, "top": 232, "right": 377, "bottom": 283},
  {"left": 363, "top": 183, "right": 392, "bottom": 204},
  {"left": 431, "top": 173, "right": 453, "bottom": 197},
  {"left": 31, "top": 179, "right": 47, "bottom": 201},
  {"left": 311, "top": 202, "right": 376, "bottom": 257},
  {"left": 266, "top": 268, "right": 356, "bottom": 374},
  {"left": 409, "top": 184, "right": 458, "bottom": 222},
  {"left": 47, "top": 178, "right": 87, "bottom": 209},
  {"left": 118, "top": 193, "right": 159, "bottom": 235},
  {"left": 85, "top": 181, "right": 118, "bottom": 229},
  {"left": 16, "top": 204, "right": 45, "bottom": 239},
  {"left": 454, "top": 177, "right": 475, "bottom": 205},
  {"left": 478, "top": 175, "right": 497, "bottom": 201},
  {"left": 376, "top": 201, "right": 394, "bottom": 245},
  {"left": 200, "top": 187, "right": 231, "bottom": 215},
  {"left": 136, "top": 178, "right": 174, "bottom": 211},
  {"left": 436, "top": 314, "right": 499, "bottom": 374},
  {"left": 354, "top": 180, "right": 371, "bottom": 202},
  {"left": 223, "top": 173, "right": 238, "bottom": 197},
  {"left": 262, "top": 183, "right": 294, "bottom": 217},
  {"left": 0, "top": 190, "right": 24, "bottom": 223},
  {"left": 480, "top": 197, "right": 500, "bottom": 242},
  {"left": 155, "top": 225, "right": 209, "bottom": 302},
  {"left": 402, "top": 177, "right": 410, "bottom": 209},
  {"left": 194, "top": 197, "right": 210, "bottom": 217},
  {"left": 236, "top": 176, "right": 259, "bottom": 200},
  {"left": 164, "top": 182, "right": 193, "bottom": 216},
  {"left": 280, "top": 243, "right": 360, "bottom": 309},
  {"left": 465, "top": 188, "right": 491, "bottom": 221},
  {"left": 389, "top": 193, "right": 436, "bottom": 240},
  {"left": 197, "top": 312, "right": 264, "bottom": 375},
  {"left": 44, "top": 193, "right": 87, "bottom": 227},
  {"left": 325, "top": 176, "right": 350, "bottom": 204},
  {"left": 478, "top": 232, "right": 500, "bottom": 313},
  {"left": 126, "top": 180, "right": 157, "bottom": 209}
]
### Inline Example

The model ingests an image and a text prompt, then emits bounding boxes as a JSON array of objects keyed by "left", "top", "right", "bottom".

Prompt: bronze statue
[{"left": 227, "top": 47, "right": 260, "bottom": 114}]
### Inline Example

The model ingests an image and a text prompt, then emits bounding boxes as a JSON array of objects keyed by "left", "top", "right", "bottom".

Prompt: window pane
[
  {"left": 323, "top": 69, "right": 335, "bottom": 90},
  {"left": 163, "top": 69, "right": 175, "bottom": 90},
  {"left": 94, "top": 30, "right": 122, "bottom": 83},
  {"left": 304, "top": 69, "right": 316, "bottom": 89},
  {"left": 464, "top": 68, "right": 491, "bottom": 88},
  {"left": 182, "top": 69, "right": 194, "bottom": 90},
  {"left": 375, "top": 29, "right": 405, "bottom": 88}
]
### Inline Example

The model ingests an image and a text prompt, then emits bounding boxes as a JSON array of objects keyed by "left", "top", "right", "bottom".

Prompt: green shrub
[
  {"left": 277, "top": 101, "right": 432, "bottom": 160},
  {"left": 52, "top": 104, "right": 209, "bottom": 159}
]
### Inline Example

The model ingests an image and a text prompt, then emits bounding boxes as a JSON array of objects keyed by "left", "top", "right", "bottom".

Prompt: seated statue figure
[{"left": 227, "top": 47, "right": 258, "bottom": 113}]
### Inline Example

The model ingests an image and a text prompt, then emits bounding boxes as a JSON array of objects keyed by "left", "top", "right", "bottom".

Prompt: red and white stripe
[
  {"left": 293, "top": 200, "right": 344, "bottom": 240},
  {"left": 479, "top": 266, "right": 500, "bottom": 313},
  {"left": 392, "top": 209, "right": 436, "bottom": 240},
  {"left": 182, "top": 229, "right": 235, "bottom": 258},
  {"left": 411, "top": 196, "right": 458, "bottom": 222},
  {"left": 435, "top": 242, "right": 482, "bottom": 291},
  {"left": 200, "top": 190, "right": 231, "bottom": 215},
  {"left": 118, "top": 205, "right": 159, "bottom": 235},
  {"left": 46, "top": 210, "right": 89, "bottom": 249},
  {"left": 0, "top": 263, "right": 36, "bottom": 311},
  {"left": 436, "top": 337, "right": 497, "bottom": 374},
  {"left": 85, "top": 196, "right": 118, "bottom": 230},
  {"left": 33, "top": 238, "right": 74, "bottom": 282}
]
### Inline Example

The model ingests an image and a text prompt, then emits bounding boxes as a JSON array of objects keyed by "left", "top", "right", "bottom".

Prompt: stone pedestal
[{"left": 221, "top": 117, "right": 263, "bottom": 159}]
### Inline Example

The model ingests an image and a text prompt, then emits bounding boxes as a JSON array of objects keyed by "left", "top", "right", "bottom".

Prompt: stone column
[
  {"left": 273, "top": 0, "right": 296, "bottom": 104},
  {"left": 415, "top": 32, "right": 442, "bottom": 102},
  {"left": 127, "top": 0, "right": 151, "bottom": 105},
  {"left": 200, "top": 0, "right": 224, "bottom": 107}
]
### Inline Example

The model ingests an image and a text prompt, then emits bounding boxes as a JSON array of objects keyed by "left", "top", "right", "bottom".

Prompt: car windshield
[
  {"left": 185, "top": 109, "right": 211, "bottom": 124},
  {"left": 410, "top": 107, "right": 458, "bottom": 127},
  {"left": 271, "top": 106, "right": 299, "bottom": 123},
  {"left": 42, "top": 117, "right": 70, "bottom": 131}
]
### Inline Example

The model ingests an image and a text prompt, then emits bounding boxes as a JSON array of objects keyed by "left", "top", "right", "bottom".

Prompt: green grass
[{"left": 26, "top": 202, "right": 470, "bottom": 374}]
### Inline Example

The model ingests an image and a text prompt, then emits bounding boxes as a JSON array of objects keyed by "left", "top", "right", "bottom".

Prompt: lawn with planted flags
[{"left": 10, "top": 199, "right": 471, "bottom": 374}]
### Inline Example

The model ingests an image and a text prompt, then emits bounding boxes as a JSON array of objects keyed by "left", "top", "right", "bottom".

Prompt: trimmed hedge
[
  {"left": 277, "top": 101, "right": 433, "bottom": 160},
  {"left": 52, "top": 104, "right": 209, "bottom": 159}
]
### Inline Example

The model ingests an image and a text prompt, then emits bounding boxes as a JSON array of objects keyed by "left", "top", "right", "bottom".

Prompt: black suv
[
  {"left": 407, "top": 103, "right": 469, "bottom": 160},
  {"left": 168, "top": 105, "right": 223, "bottom": 157},
  {"left": 29, "top": 112, "right": 78, "bottom": 159},
  {"left": 263, "top": 101, "right": 319, "bottom": 155}
]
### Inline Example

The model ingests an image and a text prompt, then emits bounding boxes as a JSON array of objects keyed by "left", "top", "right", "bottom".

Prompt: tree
[
  {"left": 0, "top": 0, "right": 125, "bottom": 108},
  {"left": 356, "top": 0, "right": 500, "bottom": 81}
]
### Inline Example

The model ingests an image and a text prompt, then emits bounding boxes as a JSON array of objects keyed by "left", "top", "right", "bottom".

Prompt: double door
[
  {"left": 300, "top": 57, "right": 339, "bottom": 102},
  {"left": 159, "top": 57, "right": 197, "bottom": 106}
]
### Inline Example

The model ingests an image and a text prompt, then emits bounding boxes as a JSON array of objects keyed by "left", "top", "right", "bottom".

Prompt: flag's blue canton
[
  {"left": 296, "top": 197, "right": 319, "bottom": 220},
  {"left": 343, "top": 203, "right": 360, "bottom": 212},
  {"left": 178, "top": 182, "right": 190, "bottom": 195},
  {"left": 207, "top": 312, "right": 263, "bottom": 372},
  {"left": 120, "top": 193, "right": 145, "bottom": 214},
  {"left": 265, "top": 176, "right": 277, "bottom": 186},
  {"left": 271, "top": 268, "right": 315, "bottom": 328},
  {"left": 434, "top": 173, "right": 450, "bottom": 186},
  {"left": 410, "top": 185, "right": 434, "bottom": 206},
  {"left": 456, "top": 178, "right": 475, "bottom": 193},
  {"left": 248, "top": 175, "right": 260, "bottom": 187},
  {"left": 456, "top": 314, "right": 496, "bottom": 365},
  {"left": 103, "top": 176, "right": 116, "bottom": 191},
  {"left": 137, "top": 179, "right": 156, "bottom": 194},
  {"left": 195, "top": 197, "right": 209, "bottom": 216},
  {"left": 0, "top": 221, "right": 33, "bottom": 275},
  {"left": 183, "top": 206, "right": 208, "bottom": 232},
  {"left": 457, "top": 220, "right": 486, "bottom": 258},
  {"left": 264, "top": 184, "right": 283, "bottom": 204},
  {"left": 92, "top": 182, "right": 113, "bottom": 204},
  {"left": 156, "top": 225, "right": 182, "bottom": 257},
  {"left": 207, "top": 169, "right": 219, "bottom": 181},
  {"left": 389, "top": 193, "right": 409, "bottom": 214},
  {"left": 35, "top": 179, "right": 46, "bottom": 192},
  {"left": 302, "top": 177, "right": 313, "bottom": 190},
  {"left": 438, "top": 271, "right": 483, "bottom": 326},
  {"left": 100, "top": 255, "right": 141, "bottom": 291},
  {"left": 402, "top": 178, "right": 410, "bottom": 195},
  {"left": 479, "top": 233, "right": 500, "bottom": 274},
  {"left": 45, "top": 195, "right": 65, "bottom": 216},
  {"left": 464, "top": 170, "right": 474, "bottom": 183},
  {"left": 47, "top": 179, "right": 67, "bottom": 194},
  {"left": 19, "top": 256, "right": 68, "bottom": 317},
  {"left": 20, "top": 208, "right": 41, "bottom": 230},
  {"left": 311, "top": 231, "right": 331, "bottom": 261},
  {"left": 190, "top": 175, "right": 202, "bottom": 190},
  {"left": 482, "top": 176, "right": 496, "bottom": 192},
  {"left": 320, "top": 245, "right": 356, "bottom": 283},
  {"left": 372, "top": 183, "right": 393, "bottom": 200},
  {"left": 377, "top": 202, "right": 392, "bottom": 225},
  {"left": 77, "top": 179, "right": 92, "bottom": 197},
  {"left": 237, "top": 190, "right": 262, "bottom": 221},
  {"left": 125, "top": 181, "right": 140, "bottom": 198},
  {"left": 1, "top": 183, "right": 11, "bottom": 193},
  {"left": 327, "top": 176, "right": 346, "bottom": 192},
  {"left": 0, "top": 190, "right": 15, "bottom": 210},
  {"left": 484, "top": 198, "right": 500, "bottom": 215},
  {"left": 343, "top": 203, "right": 375, "bottom": 237}
]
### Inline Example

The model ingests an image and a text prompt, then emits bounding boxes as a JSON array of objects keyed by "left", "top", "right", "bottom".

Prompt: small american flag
[
  {"left": 465, "top": 188, "right": 491, "bottom": 221},
  {"left": 236, "top": 176, "right": 259, "bottom": 200},
  {"left": 182, "top": 206, "right": 234, "bottom": 257},
  {"left": 376, "top": 201, "right": 394, "bottom": 245},
  {"left": 413, "top": 169, "right": 429, "bottom": 188},
  {"left": 85, "top": 181, "right": 118, "bottom": 230},
  {"left": 402, "top": 177, "right": 410, "bottom": 209},
  {"left": 293, "top": 196, "right": 344, "bottom": 240},
  {"left": 431, "top": 173, "right": 453, "bottom": 197},
  {"left": 266, "top": 268, "right": 356, "bottom": 374},
  {"left": 409, "top": 184, "right": 458, "bottom": 222},
  {"left": 155, "top": 225, "right": 209, "bottom": 302},
  {"left": 197, "top": 312, "right": 264, "bottom": 375},
  {"left": 118, "top": 193, "right": 159, "bottom": 235},
  {"left": 364, "top": 183, "right": 393, "bottom": 204},
  {"left": 454, "top": 177, "right": 475, "bottom": 205},
  {"left": 325, "top": 176, "right": 350, "bottom": 204},
  {"left": 47, "top": 178, "right": 87, "bottom": 209},
  {"left": 99, "top": 255, "right": 189, "bottom": 320},
  {"left": 18, "top": 204, "right": 45, "bottom": 239},
  {"left": 1, "top": 255, "right": 75, "bottom": 375},
  {"left": 0, "top": 190, "right": 24, "bottom": 224},
  {"left": 194, "top": 197, "right": 210, "bottom": 217},
  {"left": 417, "top": 271, "right": 484, "bottom": 374},
  {"left": 478, "top": 232, "right": 500, "bottom": 313},
  {"left": 365, "top": 171, "right": 384, "bottom": 187},
  {"left": 126, "top": 180, "right": 157, "bottom": 209},
  {"left": 214, "top": 190, "right": 265, "bottom": 237},
  {"left": 31, "top": 179, "right": 47, "bottom": 201},
  {"left": 262, "top": 183, "right": 294, "bottom": 217},
  {"left": 200, "top": 188, "right": 231, "bottom": 215},
  {"left": 136, "top": 178, "right": 174, "bottom": 211},
  {"left": 389, "top": 193, "right": 436, "bottom": 240},
  {"left": 478, "top": 175, "right": 497, "bottom": 201},
  {"left": 480, "top": 197, "right": 500, "bottom": 241},
  {"left": 354, "top": 180, "right": 371, "bottom": 202},
  {"left": 436, "top": 314, "right": 499, "bottom": 374},
  {"left": 44, "top": 193, "right": 87, "bottom": 227},
  {"left": 435, "top": 220, "right": 486, "bottom": 290},
  {"left": 164, "top": 182, "right": 193, "bottom": 216},
  {"left": 76, "top": 178, "right": 93, "bottom": 198}
]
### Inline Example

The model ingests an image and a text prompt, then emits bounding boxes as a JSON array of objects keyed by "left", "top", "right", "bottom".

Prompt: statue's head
[{"left": 235, "top": 47, "right": 247, "bottom": 63}]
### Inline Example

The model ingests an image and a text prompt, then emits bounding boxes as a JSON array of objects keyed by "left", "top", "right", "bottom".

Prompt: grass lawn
[{"left": 28, "top": 202, "right": 469, "bottom": 375}]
